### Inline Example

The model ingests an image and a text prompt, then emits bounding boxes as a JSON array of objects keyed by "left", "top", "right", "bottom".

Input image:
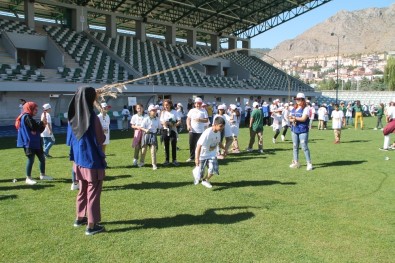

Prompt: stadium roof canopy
[{"left": 0, "top": 0, "right": 332, "bottom": 42}]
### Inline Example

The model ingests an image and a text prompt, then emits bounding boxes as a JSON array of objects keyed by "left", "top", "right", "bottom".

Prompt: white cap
[
  {"left": 284, "top": 103, "right": 289, "bottom": 107},
  {"left": 217, "top": 104, "right": 226, "bottom": 110},
  {"left": 148, "top": 105, "right": 157, "bottom": 111},
  {"left": 194, "top": 97, "right": 203, "bottom": 103},
  {"left": 295, "top": 93, "right": 305, "bottom": 99},
  {"left": 207, "top": 102, "right": 211, "bottom": 105},
  {"left": 212, "top": 101, "right": 216, "bottom": 105},
  {"left": 202, "top": 102, "right": 207, "bottom": 106},
  {"left": 177, "top": 103, "right": 183, "bottom": 107},
  {"left": 230, "top": 104, "right": 237, "bottom": 110},
  {"left": 101, "top": 102, "right": 110, "bottom": 108},
  {"left": 245, "top": 101, "right": 249, "bottom": 105},
  {"left": 43, "top": 103, "right": 51, "bottom": 110},
  {"left": 312, "top": 103, "right": 315, "bottom": 106},
  {"left": 253, "top": 101, "right": 259, "bottom": 108}
]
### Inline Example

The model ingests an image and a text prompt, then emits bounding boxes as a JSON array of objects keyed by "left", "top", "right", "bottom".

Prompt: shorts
[{"left": 199, "top": 158, "right": 219, "bottom": 176}]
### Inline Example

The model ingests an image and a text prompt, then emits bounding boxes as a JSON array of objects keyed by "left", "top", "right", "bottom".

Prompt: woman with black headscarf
[{"left": 68, "top": 86, "right": 106, "bottom": 236}]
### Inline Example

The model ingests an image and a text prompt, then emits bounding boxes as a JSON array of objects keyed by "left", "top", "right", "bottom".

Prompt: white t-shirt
[
  {"left": 229, "top": 111, "right": 241, "bottom": 136},
  {"left": 41, "top": 112, "right": 52, "bottom": 137},
  {"left": 98, "top": 113, "right": 110, "bottom": 145},
  {"left": 187, "top": 108, "right": 208, "bottom": 133},
  {"left": 197, "top": 127, "right": 221, "bottom": 160},
  {"left": 121, "top": 108, "right": 130, "bottom": 119},
  {"left": 386, "top": 106, "right": 395, "bottom": 119},
  {"left": 213, "top": 114, "right": 232, "bottom": 137},
  {"left": 160, "top": 109, "right": 181, "bottom": 132},
  {"left": 272, "top": 113, "right": 282, "bottom": 130},
  {"left": 130, "top": 113, "right": 146, "bottom": 127},
  {"left": 318, "top": 107, "right": 327, "bottom": 121},
  {"left": 141, "top": 116, "right": 161, "bottom": 133},
  {"left": 331, "top": 110, "right": 344, "bottom": 129}
]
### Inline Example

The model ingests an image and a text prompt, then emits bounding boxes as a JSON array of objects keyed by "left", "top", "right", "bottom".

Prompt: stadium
[{"left": 0, "top": 0, "right": 333, "bottom": 126}]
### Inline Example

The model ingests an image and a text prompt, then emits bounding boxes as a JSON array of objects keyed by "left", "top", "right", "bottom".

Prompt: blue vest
[
  {"left": 291, "top": 107, "right": 309, "bottom": 134},
  {"left": 17, "top": 114, "right": 42, "bottom": 149},
  {"left": 69, "top": 115, "right": 106, "bottom": 169}
]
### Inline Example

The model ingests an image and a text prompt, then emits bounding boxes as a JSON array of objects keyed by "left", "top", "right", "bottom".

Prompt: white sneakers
[
  {"left": 201, "top": 180, "right": 212, "bottom": 188},
  {"left": 25, "top": 178, "right": 37, "bottom": 185},
  {"left": 71, "top": 183, "right": 79, "bottom": 191},
  {"left": 272, "top": 138, "right": 276, "bottom": 144},
  {"left": 152, "top": 165, "right": 157, "bottom": 170},
  {"left": 133, "top": 159, "right": 138, "bottom": 166},
  {"left": 281, "top": 135, "right": 285, "bottom": 142},
  {"left": 289, "top": 161, "right": 313, "bottom": 171},
  {"left": 138, "top": 162, "right": 144, "bottom": 168},
  {"left": 40, "top": 175, "right": 53, "bottom": 180}
]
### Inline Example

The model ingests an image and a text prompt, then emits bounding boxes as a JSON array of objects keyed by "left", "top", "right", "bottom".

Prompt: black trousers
[
  {"left": 163, "top": 130, "right": 177, "bottom": 162},
  {"left": 189, "top": 132, "right": 202, "bottom": 159}
]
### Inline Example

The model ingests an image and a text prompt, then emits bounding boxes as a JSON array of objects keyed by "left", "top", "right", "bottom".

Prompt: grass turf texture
[{"left": 0, "top": 117, "right": 394, "bottom": 262}]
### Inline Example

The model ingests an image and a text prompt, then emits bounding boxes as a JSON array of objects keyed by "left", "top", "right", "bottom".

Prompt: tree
[{"left": 384, "top": 57, "right": 395, "bottom": 91}]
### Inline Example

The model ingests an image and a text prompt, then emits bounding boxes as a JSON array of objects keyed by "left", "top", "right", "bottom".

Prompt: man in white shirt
[
  {"left": 41, "top": 103, "right": 54, "bottom": 158},
  {"left": 186, "top": 97, "right": 209, "bottom": 162}
]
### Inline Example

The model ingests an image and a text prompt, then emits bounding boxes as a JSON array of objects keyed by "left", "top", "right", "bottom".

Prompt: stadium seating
[{"left": 0, "top": 18, "right": 36, "bottom": 34}]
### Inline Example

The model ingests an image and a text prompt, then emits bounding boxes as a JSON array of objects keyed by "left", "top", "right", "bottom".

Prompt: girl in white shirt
[
  {"left": 98, "top": 103, "right": 111, "bottom": 154},
  {"left": 130, "top": 104, "right": 146, "bottom": 166},
  {"left": 139, "top": 105, "right": 161, "bottom": 170}
]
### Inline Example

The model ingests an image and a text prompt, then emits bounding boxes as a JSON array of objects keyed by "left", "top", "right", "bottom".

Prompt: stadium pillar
[
  {"left": 72, "top": 6, "right": 88, "bottom": 32},
  {"left": 228, "top": 37, "right": 237, "bottom": 52},
  {"left": 242, "top": 39, "right": 251, "bottom": 56},
  {"left": 165, "top": 25, "right": 176, "bottom": 45},
  {"left": 210, "top": 34, "right": 220, "bottom": 53},
  {"left": 136, "top": 21, "right": 146, "bottom": 42},
  {"left": 106, "top": 14, "right": 117, "bottom": 38},
  {"left": 187, "top": 30, "right": 196, "bottom": 48},
  {"left": 24, "top": 0, "right": 35, "bottom": 29}
]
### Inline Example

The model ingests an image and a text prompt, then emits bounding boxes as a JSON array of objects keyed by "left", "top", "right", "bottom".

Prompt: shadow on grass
[
  {"left": 213, "top": 180, "right": 296, "bottom": 191},
  {"left": 102, "top": 181, "right": 191, "bottom": 191},
  {"left": 315, "top": 160, "right": 367, "bottom": 167},
  {"left": 104, "top": 206, "right": 256, "bottom": 232},
  {"left": 104, "top": 174, "right": 133, "bottom": 181},
  {"left": 0, "top": 194, "right": 17, "bottom": 201},
  {"left": 341, "top": 140, "right": 371, "bottom": 143},
  {"left": 0, "top": 184, "right": 55, "bottom": 191}
]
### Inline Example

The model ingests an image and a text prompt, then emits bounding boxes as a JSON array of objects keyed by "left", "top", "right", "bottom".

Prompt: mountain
[{"left": 265, "top": 3, "right": 395, "bottom": 62}]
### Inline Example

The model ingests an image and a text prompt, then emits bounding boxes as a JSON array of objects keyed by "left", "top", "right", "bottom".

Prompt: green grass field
[{"left": 1, "top": 117, "right": 394, "bottom": 262}]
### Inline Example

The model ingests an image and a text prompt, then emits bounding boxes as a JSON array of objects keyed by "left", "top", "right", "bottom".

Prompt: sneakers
[
  {"left": 85, "top": 224, "right": 105, "bottom": 236},
  {"left": 259, "top": 149, "right": 264, "bottom": 154},
  {"left": 70, "top": 183, "right": 79, "bottom": 191},
  {"left": 25, "top": 178, "right": 37, "bottom": 185},
  {"left": 281, "top": 135, "right": 285, "bottom": 142},
  {"left": 40, "top": 175, "right": 53, "bottom": 180},
  {"left": 201, "top": 180, "right": 212, "bottom": 189},
  {"left": 132, "top": 159, "right": 138, "bottom": 166},
  {"left": 232, "top": 149, "right": 240, "bottom": 154},
  {"left": 192, "top": 166, "right": 201, "bottom": 185},
  {"left": 138, "top": 162, "right": 144, "bottom": 168},
  {"left": 163, "top": 161, "right": 170, "bottom": 166},
  {"left": 379, "top": 148, "right": 389, "bottom": 151},
  {"left": 272, "top": 138, "right": 276, "bottom": 144},
  {"left": 374, "top": 127, "right": 378, "bottom": 130},
  {"left": 172, "top": 161, "right": 179, "bottom": 166},
  {"left": 74, "top": 217, "right": 88, "bottom": 227},
  {"left": 306, "top": 163, "right": 313, "bottom": 171},
  {"left": 289, "top": 161, "right": 300, "bottom": 169},
  {"left": 246, "top": 148, "right": 253, "bottom": 152},
  {"left": 217, "top": 154, "right": 225, "bottom": 160},
  {"left": 152, "top": 165, "right": 158, "bottom": 170},
  {"left": 186, "top": 158, "right": 193, "bottom": 162}
]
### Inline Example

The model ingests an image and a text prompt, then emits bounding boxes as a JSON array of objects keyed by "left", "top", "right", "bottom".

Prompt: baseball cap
[
  {"left": 230, "top": 104, "right": 237, "bottom": 110},
  {"left": 253, "top": 101, "right": 259, "bottom": 108},
  {"left": 101, "top": 102, "right": 111, "bottom": 109},
  {"left": 194, "top": 97, "right": 203, "bottom": 103},
  {"left": 295, "top": 93, "right": 305, "bottom": 99},
  {"left": 43, "top": 103, "right": 51, "bottom": 110},
  {"left": 148, "top": 105, "right": 157, "bottom": 111},
  {"left": 217, "top": 104, "right": 226, "bottom": 110},
  {"left": 177, "top": 103, "right": 183, "bottom": 107}
]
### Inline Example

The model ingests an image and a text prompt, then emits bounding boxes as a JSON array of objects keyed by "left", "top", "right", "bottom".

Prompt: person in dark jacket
[
  {"left": 16, "top": 101, "right": 53, "bottom": 185},
  {"left": 68, "top": 86, "right": 106, "bottom": 236}
]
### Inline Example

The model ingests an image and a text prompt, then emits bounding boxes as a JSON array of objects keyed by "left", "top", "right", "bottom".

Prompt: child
[
  {"left": 331, "top": 104, "right": 344, "bottom": 144},
  {"left": 98, "top": 102, "right": 111, "bottom": 154},
  {"left": 121, "top": 105, "right": 130, "bottom": 131},
  {"left": 41, "top": 103, "right": 55, "bottom": 158},
  {"left": 130, "top": 104, "right": 146, "bottom": 166},
  {"left": 139, "top": 105, "right": 161, "bottom": 170},
  {"left": 281, "top": 103, "right": 290, "bottom": 141},
  {"left": 229, "top": 104, "right": 241, "bottom": 153},
  {"left": 272, "top": 107, "right": 283, "bottom": 143},
  {"left": 193, "top": 117, "right": 225, "bottom": 188}
]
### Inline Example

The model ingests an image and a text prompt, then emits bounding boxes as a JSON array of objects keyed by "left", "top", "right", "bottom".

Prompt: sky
[{"left": 251, "top": 0, "right": 395, "bottom": 49}]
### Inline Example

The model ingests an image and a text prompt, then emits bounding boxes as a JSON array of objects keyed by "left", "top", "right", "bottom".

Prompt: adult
[
  {"left": 41, "top": 103, "right": 55, "bottom": 158},
  {"left": 16, "top": 102, "right": 53, "bottom": 185},
  {"left": 98, "top": 102, "right": 111, "bottom": 155},
  {"left": 186, "top": 97, "right": 208, "bottom": 162},
  {"left": 353, "top": 100, "right": 364, "bottom": 129},
  {"left": 176, "top": 103, "right": 186, "bottom": 133},
  {"left": 160, "top": 99, "right": 181, "bottom": 166},
  {"left": 381, "top": 99, "right": 395, "bottom": 151},
  {"left": 339, "top": 101, "right": 347, "bottom": 127},
  {"left": 247, "top": 101, "right": 264, "bottom": 153},
  {"left": 289, "top": 93, "right": 313, "bottom": 171},
  {"left": 261, "top": 101, "right": 270, "bottom": 126},
  {"left": 244, "top": 102, "right": 252, "bottom": 127},
  {"left": 346, "top": 102, "right": 353, "bottom": 126},
  {"left": 374, "top": 103, "right": 384, "bottom": 130},
  {"left": 68, "top": 86, "right": 106, "bottom": 236}
]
